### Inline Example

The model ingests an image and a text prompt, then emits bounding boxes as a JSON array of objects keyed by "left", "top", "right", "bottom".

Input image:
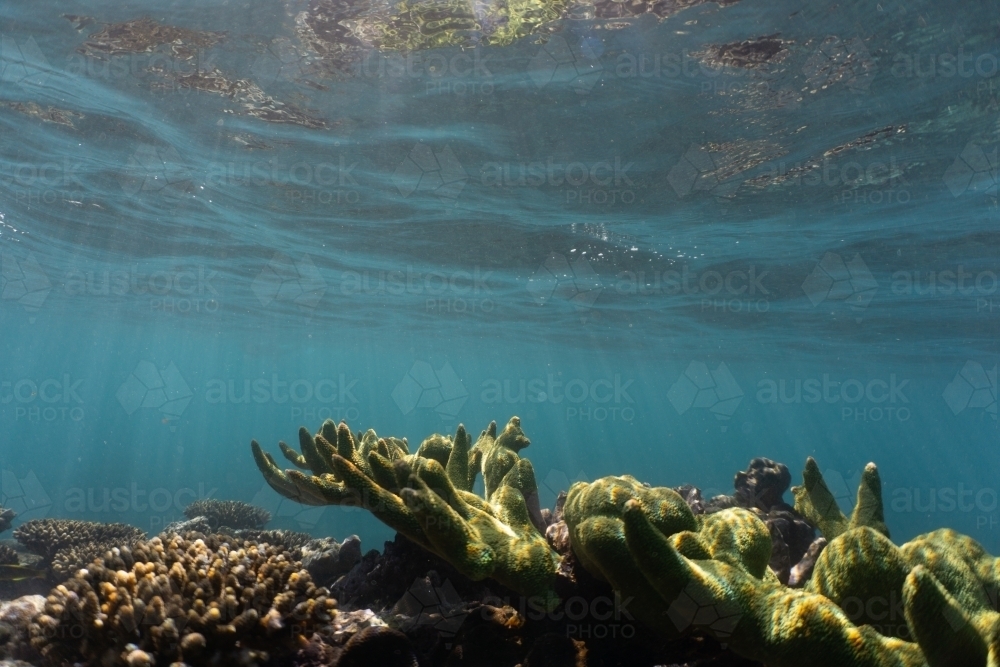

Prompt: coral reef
[
  {"left": 0, "top": 510, "right": 14, "bottom": 535},
  {"left": 679, "top": 458, "right": 815, "bottom": 585},
  {"left": 245, "top": 417, "right": 1000, "bottom": 666},
  {"left": 13, "top": 519, "right": 145, "bottom": 578},
  {"left": 28, "top": 532, "right": 337, "bottom": 667},
  {"left": 0, "top": 547, "right": 17, "bottom": 567},
  {"left": 565, "top": 457, "right": 1000, "bottom": 667},
  {"left": 183, "top": 498, "right": 271, "bottom": 530},
  {"left": 253, "top": 417, "right": 560, "bottom": 601}
]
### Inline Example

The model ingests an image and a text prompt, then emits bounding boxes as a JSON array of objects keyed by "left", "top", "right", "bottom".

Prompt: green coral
[
  {"left": 252, "top": 416, "right": 559, "bottom": 602},
  {"left": 792, "top": 457, "right": 889, "bottom": 539},
  {"left": 253, "top": 415, "right": 1000, "bottom": 667},
  {"left": 564, "top": 459, "right": 1000, "bottom": 667}
]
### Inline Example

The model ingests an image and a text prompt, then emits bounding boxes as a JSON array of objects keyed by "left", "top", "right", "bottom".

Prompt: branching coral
[
  {"left": 29, "top": 532, "right": 337, "bottom": 667},
  {"left": 183, "top": 498, "right": 271, "bottom": 530},
  {"left": 252, "top": 417, "right": 559, "bottom": 602},
  {"left": 250, "top": 416, "right": 1000, "bottom": 666},
  {"left": 565, "top": 459, "right": 1000, "bottom": 667},
  {"left": 14, "top": 519, "right": 146, "bottom": 578}
]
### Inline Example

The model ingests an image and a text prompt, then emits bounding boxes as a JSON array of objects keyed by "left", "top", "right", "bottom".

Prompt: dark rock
[
  {"left": 332, "top": 533, "right": 514, "bottom": 612},
  {"left": 302, "top": 535, "right": 362, "bottom": 586},
  {"left": 789, "top": 537, "right": 828, "bottom": 588},
  {"left": 0, "top": 510, "right": 15, "bottom": 535},
  {"left": 673, "top": 485, "right": 706, "bottom": 514},
  {"left": 545, "top": 521, "right": 570, "bottom": 555},
  {"left": 336, "top": 627, "right": 418, "bottom": 667},
  {"left": 161, "top": 516, "right": 212, "bottom": 535},
  {"left": 704, "top": 494, "right": 740, "bottom": 514},
  {"left": 734, "top": 458, "right": 791, "bottom": 511},
  {"left": 524, "top": 633, "right": 585, "bottom": 667}
]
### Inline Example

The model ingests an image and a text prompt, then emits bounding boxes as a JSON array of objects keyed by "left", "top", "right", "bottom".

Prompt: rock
[
  {"left": 326, "top": 609, "right": 387, "bottom": 644},
  {"left": 0, "top": 596, "right": 45, "bottom": 631},
  {"left": 673, "top": 485, "right": 705, "bottom": 514},
  {"left": 0, "top": 510, "right": 15, "bottom": 535},
  {"left": 704, "top": 493, "right": 740, "bottom": 513},
  {"left": 734, "top": 458, "right": 791, "bottom": 511},
  {"left": 545, "top": 520, "right": 570, "bottom": 555},
  {"left": 336, "top": 626, "right": 418, "bottom": 667},
  {"left": 302, "top": 535, "right": 362, "bottom": 586},
  {"left": 524, "top": 633, "right": 587, "bottom": 667},
  {"left": 788, "top": 537, "right": 828, "bottom": 587},
  {"left": 161, "top": 515, "right": 212, "bottom": 535}
]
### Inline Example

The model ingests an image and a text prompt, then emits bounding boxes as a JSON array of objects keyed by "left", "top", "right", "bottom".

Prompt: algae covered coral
[
  {"left": 253, "top": 416, "right": 560, "bottom": 603},
  {"left": 252, "top": 416, "right": 1000, "bottom": 667}
]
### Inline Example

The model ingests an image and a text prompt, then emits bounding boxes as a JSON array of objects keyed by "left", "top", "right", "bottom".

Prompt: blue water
[{"left": 0, "top": 0, "right": 997, "bottom": 552}]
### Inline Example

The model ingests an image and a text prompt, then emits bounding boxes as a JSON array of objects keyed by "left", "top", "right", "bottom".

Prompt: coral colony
[{"left": 1, "top": 417, "right": 999, "bottom": 666}]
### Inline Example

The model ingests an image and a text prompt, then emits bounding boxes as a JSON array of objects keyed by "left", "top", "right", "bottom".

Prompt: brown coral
[
  {"left": 184, "top": 498, "right": 271, "bottom": 530},
  {"left": 29, "top": 532, "right": 337, "bottom": 666},
  {"left": 13, "top": 519, "right": 145, "bottom": 578}
]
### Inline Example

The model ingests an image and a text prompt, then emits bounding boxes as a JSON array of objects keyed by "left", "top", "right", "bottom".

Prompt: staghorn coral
[
  {"left": 28, "top": 532, "right": 337, "bottom": 666},
  {"left": 14, "top": 519, "right": 146, "bottom": 578},
  {"left": 252, "top": 417, "right": 560, "bottom": 602},
  {"left": 183, "top": 498, "right": 271, "bottom": 530},
  {"left": 564, "top": 459, "right": 1000, "bottom": 667}
]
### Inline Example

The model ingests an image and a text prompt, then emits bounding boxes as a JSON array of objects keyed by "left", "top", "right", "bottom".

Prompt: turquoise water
[{"left": 0, "top": 0, "right": 997, "bottom": 554}]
